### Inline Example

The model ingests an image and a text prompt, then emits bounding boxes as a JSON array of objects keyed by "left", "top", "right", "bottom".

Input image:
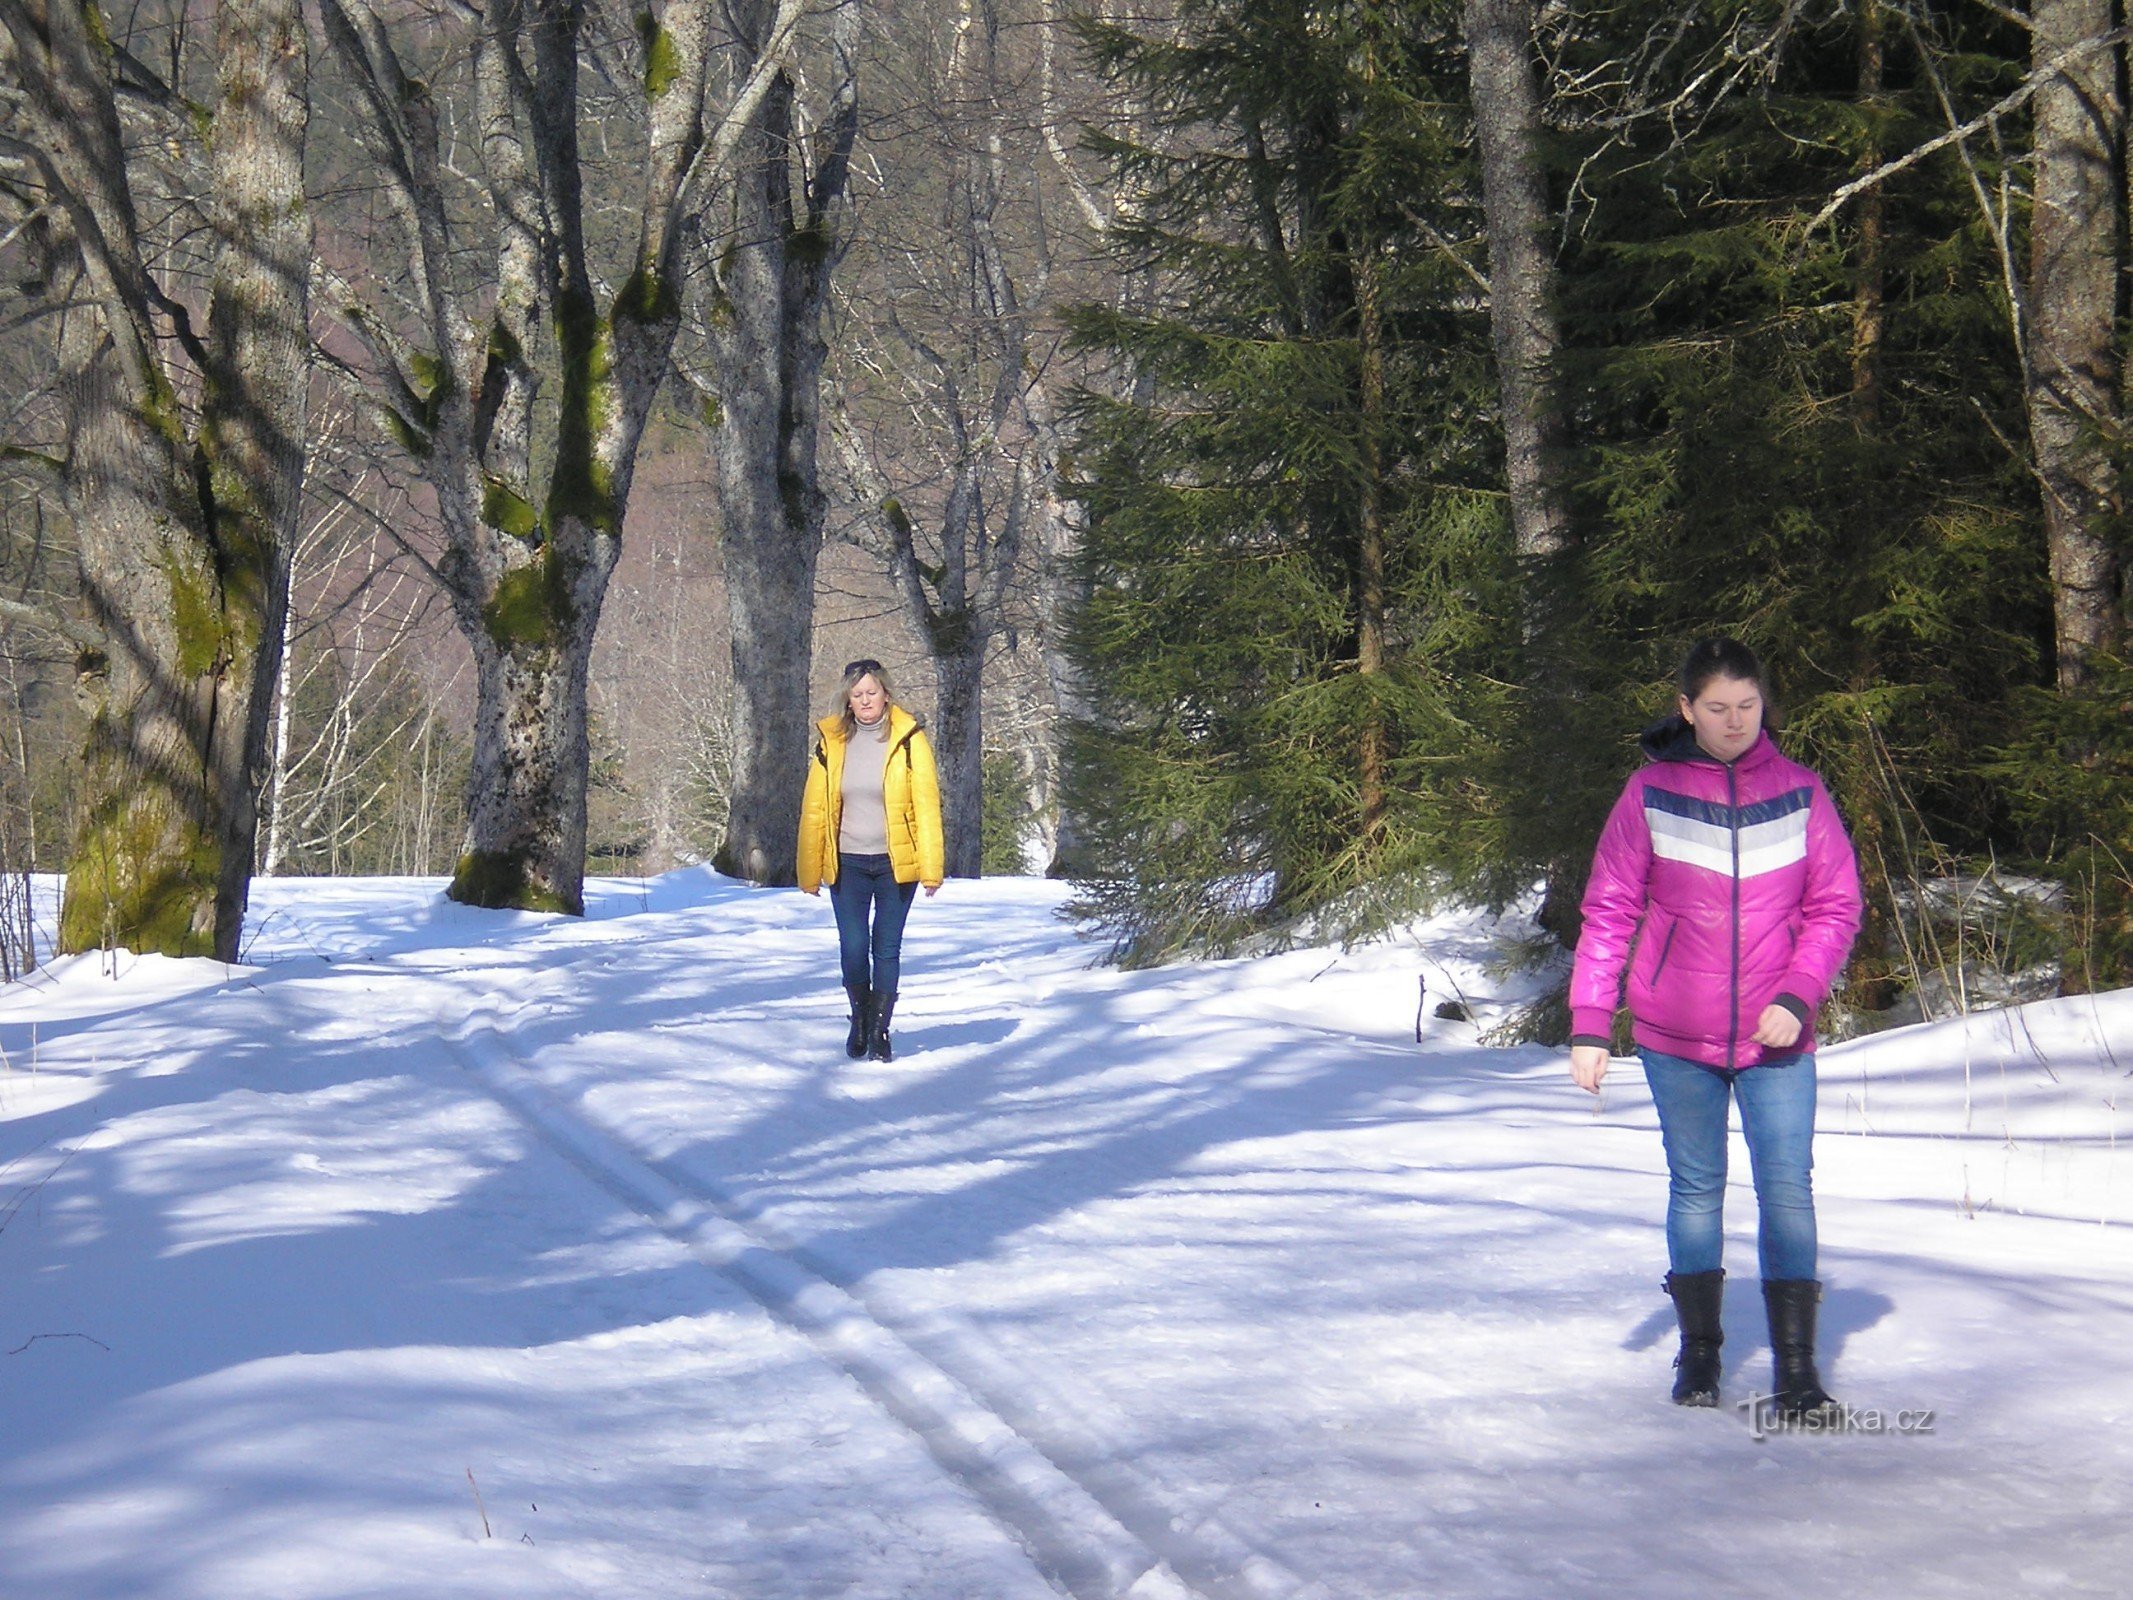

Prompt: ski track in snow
[{"left": 447, "top": 995, "right": 1297, "bottom": 1600}]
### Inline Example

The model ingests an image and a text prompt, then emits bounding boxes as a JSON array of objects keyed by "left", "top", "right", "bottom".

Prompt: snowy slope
[{"left": 1, "top": 871, "right": 2129, "bottom": 1600}]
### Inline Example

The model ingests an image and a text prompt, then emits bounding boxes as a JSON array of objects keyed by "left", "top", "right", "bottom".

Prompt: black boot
[
  {"left": 867, "top": 992, "right": 896, "bottom": 1062},
  {"left": 1762, "top": 1279, "right": 1838, "bottom": 1419},
  {"left": 1663, "top": 1270, "right": 1725, "bottom": 1407},
  {"left": 844, "top": 984, "right": 872, "bottom": 1059}
]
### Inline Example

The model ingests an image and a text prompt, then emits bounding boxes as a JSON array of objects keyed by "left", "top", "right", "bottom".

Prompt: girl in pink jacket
[{"left": 1568, "top": 638, "right": 1863, "bottom": 1421}]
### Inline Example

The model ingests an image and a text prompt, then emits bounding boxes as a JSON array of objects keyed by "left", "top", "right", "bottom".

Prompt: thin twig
[{"left": 466, "top": 1467, "right": 492, "bottom": 1538}]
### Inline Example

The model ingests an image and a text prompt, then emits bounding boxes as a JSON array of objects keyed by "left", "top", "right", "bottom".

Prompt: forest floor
[{"left": 2, "top": 871, "right": 2129, "bottom": 1599}]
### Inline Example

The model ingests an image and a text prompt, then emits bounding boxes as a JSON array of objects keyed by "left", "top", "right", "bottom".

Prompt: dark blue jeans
[
  {"left": 829, "top": 852, "right": 917, "bottom": 996},
  {"left": 1639, "top": 1048, "right": 1819, "bottom": 1281}
]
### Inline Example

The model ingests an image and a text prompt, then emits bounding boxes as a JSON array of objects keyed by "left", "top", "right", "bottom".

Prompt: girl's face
[
  {"left": 848, "top": 674, "right": 888, "bottom": 725},
  {"left": 1678, "top": 674, "right": 1763, "bottom": 763}
]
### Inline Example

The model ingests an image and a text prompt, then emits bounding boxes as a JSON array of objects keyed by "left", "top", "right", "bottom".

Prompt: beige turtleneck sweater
[{"left": 837, "top": 713, "right": 895, "bottom": 855}]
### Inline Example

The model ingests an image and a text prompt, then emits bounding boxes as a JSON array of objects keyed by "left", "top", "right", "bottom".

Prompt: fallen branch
[{"left": 7, "top": 1331, "right": 111, "bottom": 1355}]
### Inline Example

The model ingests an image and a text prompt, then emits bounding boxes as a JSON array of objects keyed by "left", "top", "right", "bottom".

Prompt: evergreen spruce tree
[{"left": 1062, "top": 0, "right": 1509, "bottom": 963}]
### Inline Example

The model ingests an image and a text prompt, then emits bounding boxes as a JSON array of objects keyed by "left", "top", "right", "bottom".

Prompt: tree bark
[
  {"left": 707, "top": 3, "right": 858, "bottom": 885},
  {"left": 2, "top": 0, "right": 310, "bottom": 960},
  {"left": 1463, "top": 0, "right": 1571, "bottom": 563},
  {"left": 2026, "top": 0, "right": 2125, "bottom": 689}
]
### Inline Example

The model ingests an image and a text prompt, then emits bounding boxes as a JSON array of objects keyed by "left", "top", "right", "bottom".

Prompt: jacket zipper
[
  {"left": 1726, "top": 758, "right": 1741, "bottom": 1070},
  {"left": 1651, "top": 921, "right": 1680, "bottom": 984}
]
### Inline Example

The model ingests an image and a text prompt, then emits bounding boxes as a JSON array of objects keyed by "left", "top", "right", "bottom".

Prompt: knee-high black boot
[
  {"left": 867, "top": 992, "right": 896, "bottom": 1062},
  {"left": 844, "top": 984, "right": 871, "bottom": 1058},
  {"left": 1664, "top": 1270, "right": 1725, "bottom": 1407},
  {"left": 1763, "top": 1279, "right": 1837, "bottom": 1418}
]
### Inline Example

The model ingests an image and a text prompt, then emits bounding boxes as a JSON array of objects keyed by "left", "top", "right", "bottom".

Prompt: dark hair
[{"left": 1675, "top": 637, "right": 1765, "bottom": 703}]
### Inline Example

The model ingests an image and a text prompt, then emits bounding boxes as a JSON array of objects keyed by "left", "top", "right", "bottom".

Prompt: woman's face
[
  {"left": 1678, "top": 674, "right": 1763, "bottom": 762},
  {"left": 848, "top": 674, "right": 888, "bottom": 725}
]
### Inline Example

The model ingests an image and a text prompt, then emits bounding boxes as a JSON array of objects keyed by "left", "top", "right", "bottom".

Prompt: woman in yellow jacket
[{"left": 797, "top": 659, "right": 945, "bottom": 1061}]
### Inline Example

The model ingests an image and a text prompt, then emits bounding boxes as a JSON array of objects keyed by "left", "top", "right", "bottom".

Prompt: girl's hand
[
  {"left": 923, "top": 884, "right": 939, "bottom": 897},
  {"left": 1569, "top": 1044, "right": 1611, "bottom": 1093},
  {"left": 1751, "top": 1004, "right": 1803, "bottom": 1049}
]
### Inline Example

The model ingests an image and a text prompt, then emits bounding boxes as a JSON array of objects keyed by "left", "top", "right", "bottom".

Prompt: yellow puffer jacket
[{"left": 797, "top": 704, "right": 946, "bottom": 893}]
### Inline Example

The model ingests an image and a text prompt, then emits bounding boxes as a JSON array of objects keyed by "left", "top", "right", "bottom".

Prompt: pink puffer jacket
[{"left": 1569, "top": 722, "right": 1863, "bottom": 1070}]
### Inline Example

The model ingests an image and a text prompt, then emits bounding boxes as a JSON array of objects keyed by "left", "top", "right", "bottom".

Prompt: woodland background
[{"left": 1, "top": 0, "right": 2128, "bottom": 1034}]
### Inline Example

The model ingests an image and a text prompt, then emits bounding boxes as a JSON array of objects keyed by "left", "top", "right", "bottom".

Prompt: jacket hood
[{"left": 1639, "top": 716, "right": 1775, "bottom": 768}]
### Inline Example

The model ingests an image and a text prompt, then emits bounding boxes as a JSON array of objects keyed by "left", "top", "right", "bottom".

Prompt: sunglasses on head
[{"left": 844, "top": 658, "right": 884, "bottom": 678}]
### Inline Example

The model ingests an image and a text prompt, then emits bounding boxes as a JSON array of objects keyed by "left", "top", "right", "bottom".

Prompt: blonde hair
[{"left": 826, "top": 657, "right": 899, "bottom": 740}]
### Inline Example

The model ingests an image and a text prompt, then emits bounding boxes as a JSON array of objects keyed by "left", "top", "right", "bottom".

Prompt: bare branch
[{"left": 1807, "top": 24, "right": 2133, "bottom": 234}]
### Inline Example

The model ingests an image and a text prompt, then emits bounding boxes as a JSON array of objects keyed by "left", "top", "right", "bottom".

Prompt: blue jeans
[
  {"left": 1639, "top": 1048, "right": 1818, "bottom": 1281},
  {"left": 829, "top": 852, "right": 917, "bottom": 996}
]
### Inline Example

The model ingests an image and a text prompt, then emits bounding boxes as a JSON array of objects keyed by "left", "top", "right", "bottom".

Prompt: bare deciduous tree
[
  {"left": 317, "top": 0, "right": 809, "bottom": 912},
  {"left": 689, "top": 0, "right": 860, "bottom": 886}
]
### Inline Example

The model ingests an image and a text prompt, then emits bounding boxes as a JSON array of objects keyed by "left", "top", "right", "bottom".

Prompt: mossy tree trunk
[
  {"left": 1, "top": 0, "right": 310, "bottom": 961},
  {"left": 319, "top": 0, "right": 811, "bottom": 911},
  {"left": 704, "top": 1, "right": 859, "bottom": 886}
]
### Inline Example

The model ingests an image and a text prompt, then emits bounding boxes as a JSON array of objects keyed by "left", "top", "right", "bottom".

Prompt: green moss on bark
[
  {"left": 481, "top": 476, "right": 541, "bottom": 541},
  {"left": 383, "top": 405, "right": 433, "bottom": 459},
  {"left": 165, "top": 553, "right": 225, "bottom": 679},
  {"left": 449, "top": 847, "right": 579, "bottom": 915},
  {"left": 549, "top": 289, "right": 621, "bottom": 535},
  {"left": 616, "top": 265, "right": 678, "bottom": 325},
  {"left": 482, "top": 553, "right": 574, "bottom": 651},
  {"left": 140, "top": 365, "right": 186, "bottom": 450},
  {"left": 58, "top": 786, "right": 221, "bottom": 958},
  {"left": 639, "top": 15, "right": 681, "bottom": 101}
]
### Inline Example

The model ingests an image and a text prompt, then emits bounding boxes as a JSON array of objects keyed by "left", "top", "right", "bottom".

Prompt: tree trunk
[
  {"left": 454, "top": 559, "right": 614, "bottom": 911},
  {"left": 714, "top": 497, "right": 821, "bottom": 886},
  {"left": 3, "top": 0, "right": 310, "bottom": 960},
  {"left": 2027, "top": 0, "right": 2125, "bottom": 688},
  {"left": 1463, "top": 0, "right": 1571, "bottom": 563},
  {"left": 934, "top": 642, "right": 985, "bottom": 879},
  {"left": 708, "top": 15, "right": 857, "bottom": 885},
  {"left": 1354, "top": 240, "right": 1389, "bottom": 841}
]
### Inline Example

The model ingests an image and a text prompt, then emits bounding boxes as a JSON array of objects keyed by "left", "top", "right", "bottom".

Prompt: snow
[{"left": 2, "top": 870, "right": 2130, "bottom": 1599}]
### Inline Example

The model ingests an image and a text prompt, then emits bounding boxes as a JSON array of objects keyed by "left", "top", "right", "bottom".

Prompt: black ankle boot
[
  {"left": 1762, "top": 1279, "right": 1837, "bottom": 1418},
  {"left": 1664, "top": 1270, "right": 1725, "bottom": 1407},
  {"left": 844, "top": 984, "right": 871, "bottom": 1058},
  {"left": 867, "top": 992, "right": 896, "bottom": 1062}
]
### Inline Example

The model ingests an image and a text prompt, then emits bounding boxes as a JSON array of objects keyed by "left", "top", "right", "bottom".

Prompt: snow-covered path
[{"left": 2, "top": 872, "right": 2129, "bottom": 1599}]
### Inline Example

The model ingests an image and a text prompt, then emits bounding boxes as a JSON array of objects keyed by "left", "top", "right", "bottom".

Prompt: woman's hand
[
  {"left": 923, "top": 884, "right": 939, "bottom": 897},
  {"left": 1751, "top": 1004, "right": 1803, "bottom": 1049},
  {"left": 1569, "top": 1044, "right": 1611, "bottom": 1093}
]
